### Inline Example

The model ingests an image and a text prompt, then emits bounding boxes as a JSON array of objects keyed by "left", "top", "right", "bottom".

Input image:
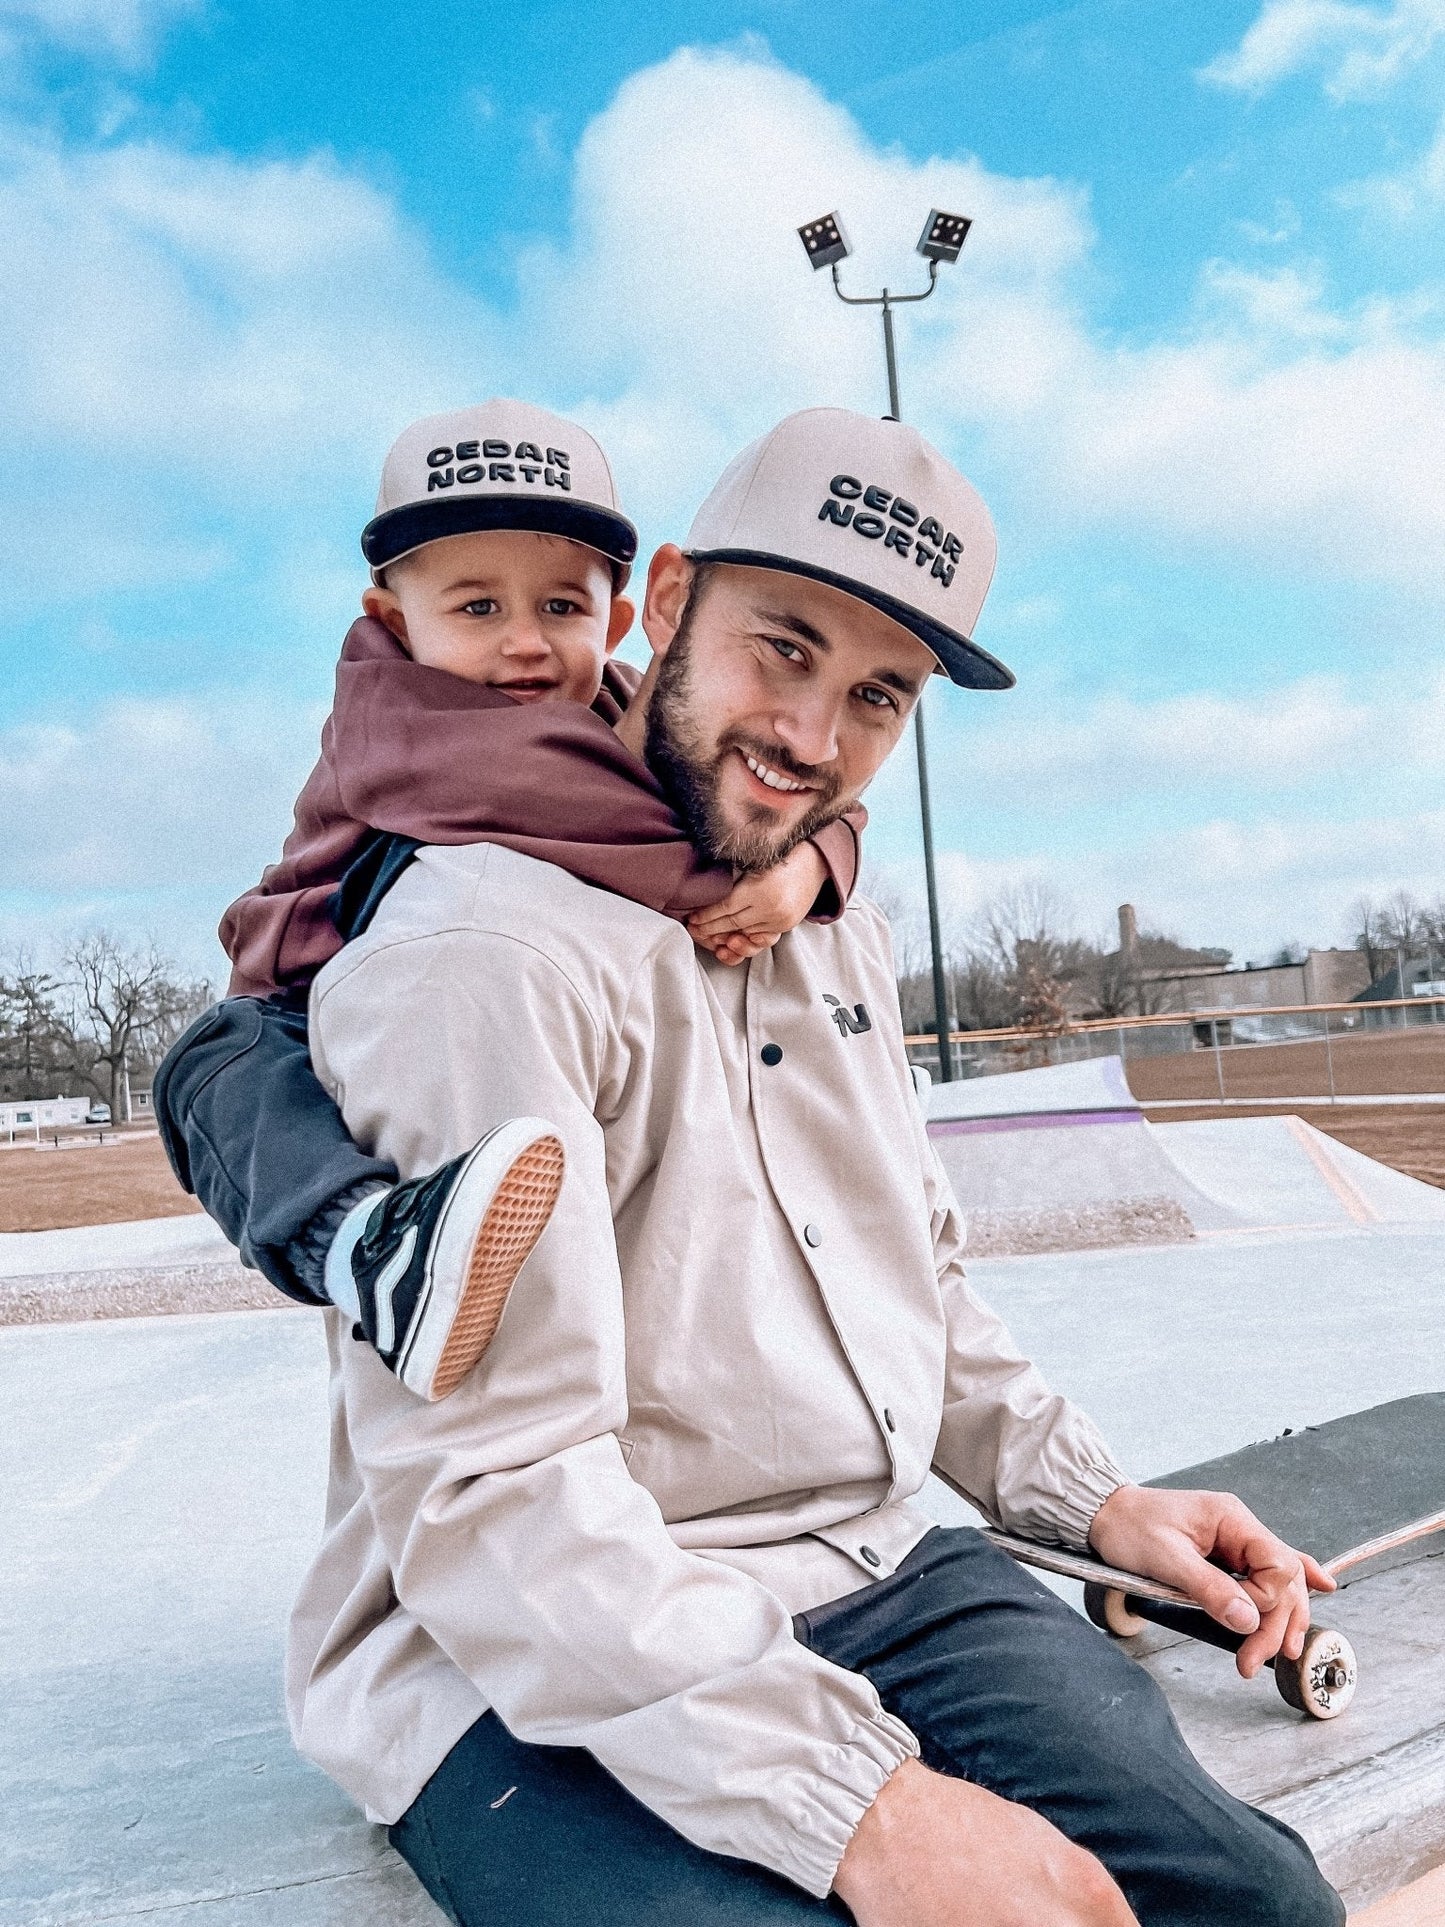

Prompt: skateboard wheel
[
  {"left": 1273, "top": 1627, "right": 1357, "bottom": 1720},
  {"left": 1083, "top": 1583, "right": 1148, "bottom": 1639}
]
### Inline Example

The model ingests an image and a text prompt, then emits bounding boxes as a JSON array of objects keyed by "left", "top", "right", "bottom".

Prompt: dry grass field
[
  {"left": 0, "top": 1131, "right": 201, "bottom": 1232},
  {"left": 1, "top": 1095, "right": 1441, "bottom": 1234},
  {"left": 1125, "top": 1027, "right": 1445, "bottom": 1105}
]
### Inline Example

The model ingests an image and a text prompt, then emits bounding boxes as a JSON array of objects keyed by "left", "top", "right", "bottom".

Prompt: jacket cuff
[
  {"left": 1053, "top": 1457, "right": 1131, "bottom": 1552},
  {"left": 781, "top": 1708, "right": 919, "bottom": 1898},
  {"left": 804, "top": 817, "right": 859, "bottom": 925}
]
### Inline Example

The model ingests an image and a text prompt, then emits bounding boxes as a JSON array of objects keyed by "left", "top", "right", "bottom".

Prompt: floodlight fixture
[
  {"left": 797, "top": 212, "right": 851, "bottom": 271},
  {"left": 916, "top": 208, "right": 972, "bottom": 265}
]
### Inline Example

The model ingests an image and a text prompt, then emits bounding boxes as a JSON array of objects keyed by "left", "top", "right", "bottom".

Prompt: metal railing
[{"left": 903, "top": 995, "right": 1445, "bottom": 1103}]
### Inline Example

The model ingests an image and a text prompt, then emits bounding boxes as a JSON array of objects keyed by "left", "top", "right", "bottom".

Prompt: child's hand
[{"left": 687, "top": 843, "right": 828, "bottom": 967}]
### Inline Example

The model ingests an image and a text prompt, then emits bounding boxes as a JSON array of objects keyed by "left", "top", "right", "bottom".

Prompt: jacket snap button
[
  {"left": 803, "top": 1223, "right": 823, "bottom": 1248},
  {"left": 884, "top": 1408, "right": 896, "bottom": 1432},
  {"left": 860, "top": 1546, "right": 882, "bottom": 1568},
  {"left": 760, "top": 1044, "right": 783, "bottom": 1066}
]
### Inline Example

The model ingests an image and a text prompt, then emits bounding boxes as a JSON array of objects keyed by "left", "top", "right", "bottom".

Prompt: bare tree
[
  {"left": 974, "top": 884, "right": 1091, "bottom": 1024},
  {"left": 0, "top": 956, "right": 69, "bottom": 1101},
  {"left": 1353, "top": 893, "right": 1427, "bottom": 985},
  {"left": 54, "top": 933, "right": 211, "bottom": 1118}
]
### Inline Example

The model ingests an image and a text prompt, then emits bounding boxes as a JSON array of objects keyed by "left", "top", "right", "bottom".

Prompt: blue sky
[{"left": 1, "top": 0, "right": 1442, "bottom": 977}]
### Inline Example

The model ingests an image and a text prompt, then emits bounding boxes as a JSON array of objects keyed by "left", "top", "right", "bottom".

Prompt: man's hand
[
  {"left": 1087, "top": 1484, "right": 1335, "bottom": 1678},
  {"left": 834, "top": 1759, "right": 1138, "bottom": 1927},
  {"left": 686, "top": 843, "right": 829, "bottom": 966}
]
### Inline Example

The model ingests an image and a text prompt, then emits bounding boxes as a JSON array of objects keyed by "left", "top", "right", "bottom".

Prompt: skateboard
[{"left": 983, "top": 1393, "right": 1445, "bottom": 1721}]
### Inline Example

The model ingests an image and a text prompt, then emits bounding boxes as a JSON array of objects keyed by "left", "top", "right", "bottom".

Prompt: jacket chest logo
[{"left": 823, "top": 994, "right": 872, "bottom": 1037}]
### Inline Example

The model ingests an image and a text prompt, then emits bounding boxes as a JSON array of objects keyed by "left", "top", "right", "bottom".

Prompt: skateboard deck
[{"left": 984, "top": 1393, "right": 1445, "bottom": 1719}]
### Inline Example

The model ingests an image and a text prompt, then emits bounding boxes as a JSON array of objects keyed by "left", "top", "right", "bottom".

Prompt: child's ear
[
  {"left": 362, "top": 584, "right": 410, "bottom": 648},
  {"left": 605, "top": 595, "right": 636, "bottom": 656}
]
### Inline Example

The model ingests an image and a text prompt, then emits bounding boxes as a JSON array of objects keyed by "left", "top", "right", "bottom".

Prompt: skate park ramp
[{"left": 925, "top": 1056, "right": 1445, "bottom": 1253}]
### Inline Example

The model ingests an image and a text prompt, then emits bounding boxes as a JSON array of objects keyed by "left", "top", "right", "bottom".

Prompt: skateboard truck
[{"left": 1081, "top": 1585, "right": 1358, "bottom": 1720}]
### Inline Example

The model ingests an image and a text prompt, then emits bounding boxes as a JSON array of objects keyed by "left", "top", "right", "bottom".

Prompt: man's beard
[{"left": 644, "top": 605, "right": 849, "bottom": 872}]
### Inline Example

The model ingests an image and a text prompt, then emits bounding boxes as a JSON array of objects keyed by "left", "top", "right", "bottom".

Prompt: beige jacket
[{"left": 294, "top": 843, "right": 1126, "bottom": 1897}]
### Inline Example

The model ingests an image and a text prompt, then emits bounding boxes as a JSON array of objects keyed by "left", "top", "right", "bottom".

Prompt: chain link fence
[{"left": 905, "top": 996, "right": 1445, "bottom": 1103}]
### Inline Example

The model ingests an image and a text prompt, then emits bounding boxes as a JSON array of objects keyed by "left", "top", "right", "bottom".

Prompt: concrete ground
[{"left": 5, "top": 1217, "right": 1444, "bottom": 1922}]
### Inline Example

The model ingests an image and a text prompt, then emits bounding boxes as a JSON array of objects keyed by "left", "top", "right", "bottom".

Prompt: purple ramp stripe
[{"left": 927, "top": 1109, "right": 1144, "bottom": 1137}]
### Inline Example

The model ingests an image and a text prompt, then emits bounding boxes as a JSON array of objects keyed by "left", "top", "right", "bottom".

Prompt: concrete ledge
[
  {"left": 0, "top": 1263, "right": 287, "bottom": 1326},
  {"left": 1273, "top": 1729, "right": 1445, "bottom": 1913},
  {"left": 1135, "top": 1554, "right": 1445, "bottom": 1912}
]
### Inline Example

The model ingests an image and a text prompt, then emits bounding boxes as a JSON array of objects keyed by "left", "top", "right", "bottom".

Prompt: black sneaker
[{"left": 349, "top": 1118, "right": 564, "bottom": 1400}]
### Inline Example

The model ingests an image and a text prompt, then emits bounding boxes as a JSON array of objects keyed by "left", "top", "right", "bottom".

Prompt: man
[{"left": 292, "top": 408, "right": 1343, "bottom": 1926}]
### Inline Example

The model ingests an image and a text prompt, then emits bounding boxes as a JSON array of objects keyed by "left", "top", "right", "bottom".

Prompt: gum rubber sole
[{"left": 429, "top": 1134, "right": 566, "bottom": 1400}]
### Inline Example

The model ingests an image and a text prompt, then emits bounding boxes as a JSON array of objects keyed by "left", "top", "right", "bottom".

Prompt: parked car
[{"left": 85, "top": 1104, "right": 112, "bottom": 1125}]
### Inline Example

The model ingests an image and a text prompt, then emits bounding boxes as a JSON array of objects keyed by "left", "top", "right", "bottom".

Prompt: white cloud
[
  {"left": 0, "top": 0, "right": 198, "bottom": 63},
  {"left": 0, "top": 688, "right": 323, "bottom": 901},
  {"left": 871, "top": 803, "right": 1445, "bottom": 964},
  {"left": 859, "top": 669, "right": 1445, "bottom": 959},
  {"left": 0, "top": 130, "right": 501, "bottom": 607},
  {"left": 510, "top": 47, "right": 1445, "bottom": 598},
  {"left": 2, "top": 45, "right": 1443, "bottom": 965},
  {"left": 1200, "top": 0, "right": 1445, "bottom": 100},
  {"left": 4, "top": 46, "right": 1445, "bottom": 609},
  {"left": 0, "top": 135, "right": 491, "bottom": 469},
  {"left": 1341, "top": 108, "right": 1445, "bottom": 216}
]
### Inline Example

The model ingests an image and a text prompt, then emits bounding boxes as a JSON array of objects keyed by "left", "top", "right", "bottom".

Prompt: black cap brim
[
  {"left": 683, "top": 548, "right": 1015, "bottom": 690},
  {"left": 363, "top": 496, "right": 639, "bottom": 580}
]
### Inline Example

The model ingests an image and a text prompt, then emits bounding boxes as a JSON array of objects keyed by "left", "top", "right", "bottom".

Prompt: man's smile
[{"left": 736, "top": 747, "right": 817, "bottom": 799}]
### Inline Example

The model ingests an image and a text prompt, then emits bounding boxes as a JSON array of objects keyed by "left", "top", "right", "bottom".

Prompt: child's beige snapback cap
[
  {"left": 684, "top": 407, "right": 1012, "bottom": 690},
  {"left": 362, "top": 399, "right": 638, "bottom": 587}
]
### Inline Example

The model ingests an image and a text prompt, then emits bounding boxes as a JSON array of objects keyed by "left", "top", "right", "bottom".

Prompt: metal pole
[
  {"left": 1323, "top": 1009, "right": 1336, "bottom": 1104},
  {"left": 826, "top": 254, "right": 952, "bottom": 1079},
  {"left": 914, "top": 697, "right": 954, "bottom": 1081},
  {"left": 1212, "top": 1019, "right": 1226, "bottom": 1103},
  {"left": 881, "top": 292, "right": 901, "bottom": 420}
]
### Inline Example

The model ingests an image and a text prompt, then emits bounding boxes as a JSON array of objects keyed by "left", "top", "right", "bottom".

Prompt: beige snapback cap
[
  {"left": 361, "top": 399, "right": 638, "bottom": 586},
  {"left": 685, "top": 407, "right": 1011, "bottom": 689}
]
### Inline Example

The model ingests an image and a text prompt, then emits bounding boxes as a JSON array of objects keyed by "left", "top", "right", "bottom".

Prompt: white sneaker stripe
[{"left": 372, "top": 1224, "right": 418, "bottom": 1356}]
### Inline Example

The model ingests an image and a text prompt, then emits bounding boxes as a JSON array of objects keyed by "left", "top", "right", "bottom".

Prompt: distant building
[
  {"left": 1, "top": 1096, "right": 90, "bottom": 1138},
  {"left": 1142, "top": 948, "right": 1371, "bottom": 1012}
]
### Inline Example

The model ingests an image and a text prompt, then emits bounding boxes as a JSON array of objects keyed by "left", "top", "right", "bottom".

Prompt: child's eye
[
  {"left": 543, "top": 598, "right": 582, "bottom": 616},
  {"left": 461, "top": 598, "right": 498, "bottom": 617}
]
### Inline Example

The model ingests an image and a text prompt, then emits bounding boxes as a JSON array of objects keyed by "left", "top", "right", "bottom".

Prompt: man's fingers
[
  {"left": 1302, "top": 1554, "right": 1336, "bottom": 1593},
  {"left": 1237, "top": 1592, "right": 1295, "bottom": 1677},
  {"left": 1172, "top": 1553, "right": 1261, "bottom": 1634}
]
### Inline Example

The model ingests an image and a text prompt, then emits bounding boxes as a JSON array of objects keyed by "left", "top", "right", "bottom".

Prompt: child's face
[{"left": 362, "top": 529, "right": 633, "bottom": 704}]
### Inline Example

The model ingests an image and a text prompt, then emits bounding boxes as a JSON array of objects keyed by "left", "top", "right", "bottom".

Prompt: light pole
[{"left": 797, "top": 209, "right": 973, "bottom": 1081}]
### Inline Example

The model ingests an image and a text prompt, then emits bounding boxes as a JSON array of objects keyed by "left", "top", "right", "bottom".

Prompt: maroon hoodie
[{"left": 221, "top": 618, "right": 863, "bottom": 1000}]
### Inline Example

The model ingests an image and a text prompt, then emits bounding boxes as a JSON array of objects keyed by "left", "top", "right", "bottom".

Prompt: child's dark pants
[{"left": 154, "top": 995, "right": 394, "bottom": 1306}]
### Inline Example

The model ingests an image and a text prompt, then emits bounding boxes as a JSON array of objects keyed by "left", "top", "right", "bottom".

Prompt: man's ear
[
  {"left": 361, "top": 584, "right": 409, "bottom": 648},
  {"left": 639, "top": 545, "right": 693, "bottom": 662},
  {"left": 604, "top": 594, "right": 635, "bottom": 657}
]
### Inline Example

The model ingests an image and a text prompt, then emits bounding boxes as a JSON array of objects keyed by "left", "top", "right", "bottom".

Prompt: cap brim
[
  {"left": 684, "top": 548, "right": 1015, "bottom": 691},
  {"left": 364, "top": 496, "right": 639, "bottom": 585}
]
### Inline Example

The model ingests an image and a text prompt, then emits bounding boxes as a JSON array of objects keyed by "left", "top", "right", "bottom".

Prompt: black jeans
[
  {"left": 390, "top": 1530, "right": 1343, "bottom": 1927},
  {"left": 154, "top": 996, "right": 393, "bottom": 1305}
]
